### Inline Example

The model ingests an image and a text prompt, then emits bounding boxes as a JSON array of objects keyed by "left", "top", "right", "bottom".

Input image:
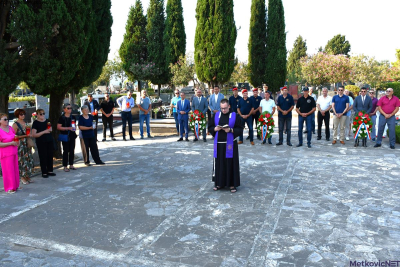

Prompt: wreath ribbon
[
  {"left": 261, "top": 124, "right": 268, "bottom": 141},
  {"left": 194, "top": 121, "right": 199, "bottom": 139},
  {"left": 353, "top": 123, "right": 371, "bottom": 140}
]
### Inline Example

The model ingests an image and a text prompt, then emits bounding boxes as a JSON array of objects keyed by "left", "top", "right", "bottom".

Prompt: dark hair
[
  {"left": 63, "top": 103, "right": 71, "bottom": 109},
  {"left": 14, "top": 108, "right": 26, "bottom": 117},
  {"left": 220, "top": 99, "right": 229, "bottom": 105},
  {"left": 214, "top": 85, "right": 219, "bottom": 88},
  {"left": 338, "top": 86, "right": 344, "bottom": 90},
  {"left": 88, "top": 93, "right": 93, "bottom": 97},
  {"left": 360, "top": 87, "right": 367, "bottom": 90}
]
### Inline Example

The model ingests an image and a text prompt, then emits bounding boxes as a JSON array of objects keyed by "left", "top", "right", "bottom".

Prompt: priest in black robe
[{"left": 208, "top": 99, "right": 243, "bottom": 193}]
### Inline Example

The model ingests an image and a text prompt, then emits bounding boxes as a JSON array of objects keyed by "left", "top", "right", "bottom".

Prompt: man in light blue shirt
[
  {"left": 170, "top": 90, "right": 181, "bottom": 134},
  {"left": 138, "top": 90, "right": 153, "bottom": 139},
  {"left": 117, "top": 91, "right": 135, "bottom": 141},
  {"left": 344, "top": 89, "right": 354, "bottom": 141}
]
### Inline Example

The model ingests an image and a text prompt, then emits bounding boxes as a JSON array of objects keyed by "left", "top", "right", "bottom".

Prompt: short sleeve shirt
[
  {"left": 238, "top": 97, "right": 255, "bottom": 115},
  {"left": 276, "top": 94, "right": 295, "bottom": 118},
  {"left": 78, "top": 115, "right": 94, "bottom": 139},
  {"left": 296, "top": 95, "right": 316, "bottom": 113},
  {"left": 377, "top": 95, "right": 400, "bottom": 115},
  {"left": 171, "top": 96, "right": 181, "bottom": 112},
  {"left": 346, "top": 97, "right": 353, "bottom": 117},
  {"left": 138, "top": 97, "right": 151, "bottom": 115},
  {"left": 100, "top": 100, "right": 115, "bottom": 114},
  {"left": 259, "top": 99, "right": 276, "bottom": 114},
  {"left": 32, "top": 120, "right": 52, "bottom": 143},
  {"left": 316, "top": 95, "right": 332, "bottom": 111},
  {"left": 332, "top": 94, "right": 349, "bottom": 114}
]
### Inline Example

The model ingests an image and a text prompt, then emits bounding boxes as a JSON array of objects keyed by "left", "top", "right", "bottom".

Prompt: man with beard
[{"left": 208, "top": 99, "right": 243, "bottom": 193}]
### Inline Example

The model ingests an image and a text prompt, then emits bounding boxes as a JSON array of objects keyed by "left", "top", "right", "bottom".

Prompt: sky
[{"left": 109, "top": 0, "right": 400, "bottom": 63}]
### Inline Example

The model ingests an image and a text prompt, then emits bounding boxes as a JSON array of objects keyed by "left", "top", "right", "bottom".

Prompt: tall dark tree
[
  {"left": 195, "top": 0, "right": 237, "bottom": 86},
  {"left": 164, "top": 0, "right": 186, "bottom": 73},
  {"left": 119, "top": 0, "right": 148, "bottom": 91},
  {"left": 248, "top": 0, "right": 267, "bottom": 88},
  {"left": 147, "top": 0, "right": 168, "bottom": 94},
  {"left": 9, "top": 0, "right": 112, "bottom": 156},
  {"left": 287, "top": 35, "right": 307, "bottom": 84},
  {"left": 325, "top": 34, "right": 351, "bottom": 56},
  {"left": 0, "top": 0, "right": 23, "bottom": 113},
  {"left": 265, "top": 0, "right": 286, "bottom": 93}
]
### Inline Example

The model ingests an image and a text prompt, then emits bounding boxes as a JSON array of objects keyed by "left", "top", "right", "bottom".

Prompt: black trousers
[
  {"left": 83, "top": 137, "right": 101, "bottom": 164},
  {"left": 62, "top": 138, "right": 76, "bottom": 167},
  {"left": 317, "top": 111, "right": 330, "bottom": 139},
  {"left": 121, "top": 111, "right": 133, "bottom": 138},
  {"left": 102, "top": 115, "right": 114, "bottom": 138},
  {"left": 252, "top": 113, "right": 260, "bottom": 137},
  {"left": 36, "top": 141, "right": 54, "bottom": 174},
  {"left": 93, "top": 115, "right": 99, "bottom": 138},
  {"left": 278, "top": 116, "right": 292, "bottom": 144}
]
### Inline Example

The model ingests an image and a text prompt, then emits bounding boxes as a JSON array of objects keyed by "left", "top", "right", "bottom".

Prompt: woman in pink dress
[{"left": 0, "top": 113, "right": 20, "bottom": 193}]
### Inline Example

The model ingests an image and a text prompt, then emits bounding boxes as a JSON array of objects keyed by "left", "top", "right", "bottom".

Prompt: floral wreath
[
  {"left": 189, "top": 110, "right": 207, "bottom": 139},
  {"left": 352, "top": 111, "right": 373, "bottom": 139},
  {"left": 257, "top": 111, "right": 275, "bottom": 140}
]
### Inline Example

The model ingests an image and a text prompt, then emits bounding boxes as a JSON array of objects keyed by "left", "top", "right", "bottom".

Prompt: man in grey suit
[
  {"left": 191, "top": 89, "right": 208, "bottom": 142},
  {"left": 353, "top": 87, "right": 373, "bottom": 147},
  {"left": 208, "top": 85, "right": 225, "bottom": 116}
]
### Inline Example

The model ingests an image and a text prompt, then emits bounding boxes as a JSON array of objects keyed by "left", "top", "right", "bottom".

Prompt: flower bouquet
[
  {"left": 352, "top": 111, "right": 373, "bottom": 139},
  {"left": 257, "top": 111, "right": 275, "bottom": 141},
  {"left": 189, "top": 110, "right": 207, "bottom": 139},
  {"left": 32, "top": 112, "right": 37, "bottom": 121}
]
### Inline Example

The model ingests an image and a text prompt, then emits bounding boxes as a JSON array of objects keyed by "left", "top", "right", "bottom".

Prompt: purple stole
[{"left": 214, "top": 112, "right": 236, "bottom": 158}]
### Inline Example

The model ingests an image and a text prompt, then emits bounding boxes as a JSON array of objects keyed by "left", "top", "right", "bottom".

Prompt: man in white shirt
[
  {"left": 316, "top": 87, "right": 332, "bottom": 141},
  {"left": 117, "top": 91, "right": 136, "bottom": 141},
  {"left": 258, "top": 91, "right": 276, "bottom": 144}
]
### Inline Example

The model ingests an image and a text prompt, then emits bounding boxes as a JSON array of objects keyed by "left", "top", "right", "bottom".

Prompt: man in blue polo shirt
[
  {"left": 276, "top": 86, "right": 294, "bottom": 146},
  {"left": 331, "top": 86, "right": 349, "bottom": 145},
  {"left": 228, "top": 87, "right": 241, "bottom": 113},
  {"left": 237, "top": 89, "right": 255, "bottom": 145}
]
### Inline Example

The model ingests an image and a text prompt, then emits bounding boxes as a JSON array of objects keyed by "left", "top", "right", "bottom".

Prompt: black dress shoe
[
  {"left": 390, "top": 146, "right": 395, "bottom": 149},
  {"left": 296, "top": 144, "right": 302, "bottom": 147},
  {"left": 193, "top": 138, "right": 198, "bottom": 142},
  {"left": 374, "top": 144, "right": 381, "bottom": 148},
  {"left": 96, "top": 161, "right": 106, "bottom": 165},
  {"left": 48, "top": 172, "right": 56, "bottom": 176},
  {"left": 130, "top": 136, "right": 135, "bottom": 140},
  {"left": 307, "top": 144, "right": 312, "bottom": 148},
  {"left": 42, "top": 174, "right": 48, "bottom": 178},
  {"left": 246, "top": 136, "right": 250, "bottom": 140},
  {"left": 287, "top": 143, "right": 293, "bottom": 146},
  {"left": 123, "top": 138, "right": 127, "bottom": 141},
  {"left": 85, "top": 162, "right": 91, "bottom": 166},
  {"left": 312, "top": 131, "right": 316, "bottom": 134},
  {"left": 203, "top": 139, "right": 207, "bottom": 142},
  {"left": 112, "top": 138, "right": 116, "bottom": 141},
  {"left": 185, "top": 138, "right": 189, "bottom": 141},
  {"left": 317, "top": 137, "right": 321, "bottom": 140},
  {"left": 102, "top": 138, "right": 106, "bottom": 142},
  {"left": 177, "top": 138, "right": 183, "bottom": 142},
  {"left": 303, "top": 130, "right": 308, "bottom": 134},
  {"left": 276, "top": 142, "right": 283, "bottom": 146},
  {"left": 326, "top": 138, "right": 330, "bottom": 141},
  {"left": 257, "top": 136, "right": 261, "bottom": 140}
]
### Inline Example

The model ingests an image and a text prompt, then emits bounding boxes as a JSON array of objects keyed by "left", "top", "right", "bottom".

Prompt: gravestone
[{"left": 35, "top": 95, "right": 50, "bottom": 119}]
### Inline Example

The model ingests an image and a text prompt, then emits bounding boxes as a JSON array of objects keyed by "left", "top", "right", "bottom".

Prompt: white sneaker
[{"left": 345, "top": 137, "right": 349, "bottom": 141}]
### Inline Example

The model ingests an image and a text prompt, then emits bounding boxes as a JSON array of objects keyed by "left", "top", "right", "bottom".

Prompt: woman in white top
[{"left": 258, "top": 91, "right": 276, "bottom": 144}]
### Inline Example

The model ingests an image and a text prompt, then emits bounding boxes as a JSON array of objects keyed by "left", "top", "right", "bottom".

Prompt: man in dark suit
[
  {"left": 353, "top": 87, "right": 373, "bottom": 147},
  {"left": 177, "top": 92, "right": 191, "bottom": 141},
  {"left": 353, "top": 87, "right": 372, "bottom": 114},
  {"left": 84, "top": 93, "right": 100, "bottom": 141},
  {"left": 191, "top": 89, "right": 208, "bottom": 142}
]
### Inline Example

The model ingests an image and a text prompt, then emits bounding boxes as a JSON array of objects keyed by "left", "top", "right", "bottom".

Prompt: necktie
[
  {"left": 362, "top": 96, "right": 365, "bottom": 105},
  {"left": 198, "top": 97, "right": 201, "bottom": 103}
]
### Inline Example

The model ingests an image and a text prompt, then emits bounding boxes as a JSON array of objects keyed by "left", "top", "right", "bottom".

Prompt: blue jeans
[
  {"left": 239, "top": 116, "right": 253, "bottom": 142},
  {"left": 376, "top": 114, "right": 396, "bottom": 147},
  {"left": 298, "top": 115, "right": 312, "bottom": 145},
  {"left": 370, "top": 115, "right": 376, "bottom": 138},
  {"left": 139, "top": 114, "right": 151, "bottom": 137},
  {"left": 279, "top": 116, "right": 292, "bottom": 144},
  {"left": 121, "top": 111, "right": 132, "bottom": 138},
  {"left": 179, "top": 117, "right": 189, "bottom": 138},
  {"left": 173, "top": 112, "right": 179, "bottom": 133}
]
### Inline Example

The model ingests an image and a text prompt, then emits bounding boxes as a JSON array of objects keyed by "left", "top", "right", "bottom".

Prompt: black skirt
[{"left": 212, "top": 141, "right": 240, "bottom": 188}]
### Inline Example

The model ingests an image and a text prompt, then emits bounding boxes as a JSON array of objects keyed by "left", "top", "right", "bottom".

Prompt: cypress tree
[
  {"left": 195, "top": 0, "right": 237, "bottom": 86},
  {"left": 248, "top": 0, "right": 267, "bottom": 88},
  {"left": 325, "top": 34, "right": 351, "bottom": 56},
  {"left": 164, "top": 0, "right": 186, "bottom": 69},
  {"left": 147, "top": 0, "right": 168, "bottom": 94},
  {"left": 265, "top": 0, "right": 286, "bottom": 93},
  {"left": 119, "top": 0, "right": 148, "bottom": 91},
  {"left": 287, "top": 35, "right": 307, "bottom": 84}
]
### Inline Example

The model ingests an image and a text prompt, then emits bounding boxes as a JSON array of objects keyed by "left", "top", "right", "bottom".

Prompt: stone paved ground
[{"left": 0, "top": 121, "right": 399, "bottom": 267}]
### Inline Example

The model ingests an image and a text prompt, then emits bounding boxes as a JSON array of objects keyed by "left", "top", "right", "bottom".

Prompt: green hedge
[
  {"left": 345, "top": 85, "right": 360, "bottom": 96},
  {"left": 8, "top": 96, "right": 36, "bottom": 106},
  {"left": 381, "top": 82, "right": 400, "bottom": 99}
]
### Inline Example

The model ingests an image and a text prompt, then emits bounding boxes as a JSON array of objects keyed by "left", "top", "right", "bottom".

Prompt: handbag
[{"left": 15, "top": 121, "right": 35, "bottom": 148}]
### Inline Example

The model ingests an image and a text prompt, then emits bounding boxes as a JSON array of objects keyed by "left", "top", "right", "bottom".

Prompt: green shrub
[
  {"left": 8, "top": 96, "right": 36, "bottom": 106},
  {"left": 345, "top": 85, "right": 360, "bottom": 97},
  {"left": 381, "top": 82, "right": 400, "bottom": 99}
]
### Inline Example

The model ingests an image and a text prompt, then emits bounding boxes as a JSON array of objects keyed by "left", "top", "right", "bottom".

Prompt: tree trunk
[
  {"left": 0, "top": 94, "right": 9, "bottom": 114},
  {"left": 69, "top": 91, "right": 76, "bottom": 106},
  {"left": 49, "top": 91, "right": 65, "bottom": 159},
  {"left": 138, "top": 80, "right": 142, "bottom": 92},
  {"left": 158, "top": 84, "right": 161, "bottom": 97}
]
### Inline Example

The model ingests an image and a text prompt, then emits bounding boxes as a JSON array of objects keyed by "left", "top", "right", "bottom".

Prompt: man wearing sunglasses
[
  {"left": 170, "top": 90, "right": 181, "bottom": 135},
  {"left": 84, "top": 94, "right": 100, "bottom": 141},
  {"left": 331, "top": 86, "right": 349, "bottom": 145},
  {"left": 353, "top": 87, "right": 372, "bottom": 147},
  {"left": 374, "top": 88, "right": 400, "bottom": 149}
]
